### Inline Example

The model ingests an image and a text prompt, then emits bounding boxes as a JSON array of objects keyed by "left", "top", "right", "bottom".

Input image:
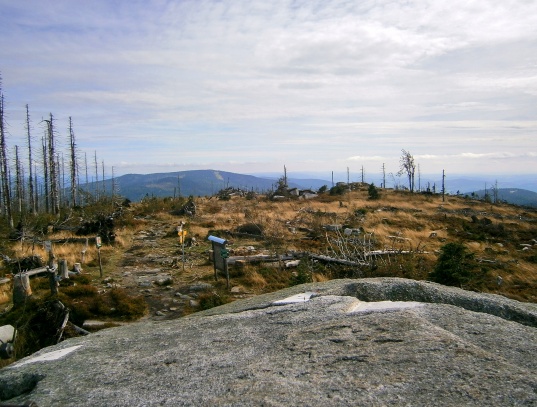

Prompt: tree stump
[
  {"left": 12, "top": 273, "right": 32, "bottom": 306},
  {"left": 59, "top": 259, "right": 69, "bottom": 280},
  {"left": 48, "top": 268, "right": 59, "bottom": 296}
]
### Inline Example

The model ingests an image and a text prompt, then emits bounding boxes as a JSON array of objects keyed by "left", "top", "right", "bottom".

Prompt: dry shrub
[
  {"left": 312, "top": 272, "right": 330, "bottom": 282},
  {"left": 197, "top": 291, "right": 232, "bottom": 311},
  {"left": 236, "top": 223, "right": 264, "bottom": 235},
  {"left": 204, "top": 201, "right": 222, "bottom": 214},
  {"left": 315, "top": 194, "right": 342, "bottom": 203},
  {"left": 108, "top": 288, "right": 147, "bottom": 320},
  {"left": 61, "top": 284, "right": 98, "bottom": 298},
  {"left": 243, "top": 268, "right": 268, "bottom": 289}
]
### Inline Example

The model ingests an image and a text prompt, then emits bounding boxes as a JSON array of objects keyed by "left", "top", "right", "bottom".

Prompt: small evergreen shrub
[
  {"left": 429, "top": 242, "right": 476, "bottom": 286},
  {"left": 368, "top": 183, "right": 380, "bottom": 200}
]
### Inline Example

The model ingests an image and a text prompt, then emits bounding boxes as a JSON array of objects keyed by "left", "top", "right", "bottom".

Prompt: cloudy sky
[{"left": 0, "top": 0, "right": 536, "bottom": 180}]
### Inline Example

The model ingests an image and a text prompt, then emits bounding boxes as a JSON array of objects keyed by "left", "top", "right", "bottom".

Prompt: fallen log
[
  {"left": 226, "top": 254, "right": 295, "bottom": 265},
  {"left": 25, "top": 267, "right": 49, "bottom": 277},
  {"left": 67, "top": 321, "right": 90, "bottom": 336},
  {"left": 225, "top": 249, "right": 423, "bottom": 268},
  {"left": 305, "top": 253, "right": 369, "bottom": 267}
]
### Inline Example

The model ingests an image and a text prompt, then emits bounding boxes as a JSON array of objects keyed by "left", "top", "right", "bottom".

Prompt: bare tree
[
  {"left": 83, "top": 151, "right": 89, "bottom": 205},
  {"left": 94, "top": 150, "right": 99, "bottom": 199},
  {"left": 68, "top": 117, "right": 77, "bottom": 207},
  {"left": 34, "top": 167, "right": 39, "bottom": 212},
  {"left": 442, "top": 169, "right": 446, "bottom": 202},
  {"left": 42, "top": 134, "right": 50, "bottom": 213},
  {"left": 44, "top": 114, "right": 60, "bottom": 215},
  {"left": 58, "top": 153, "right": 64, "bottom": 208},
  {"left": 14, "top": 145, "right": 24, "bottom": 216},
  {"left": 0, "top": 90, "right": 13, "bottom": 227},
  {"left": 397, "top": 149, "right": 416, "bottom": 192},
  {"left": 101, "top": 160, "right": 105, "bottom": 197},
  {"left": 25, "top": 104, "right": 36, "bottom": 214}
]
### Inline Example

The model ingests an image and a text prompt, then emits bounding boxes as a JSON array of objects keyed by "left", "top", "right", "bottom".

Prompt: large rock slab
[{"left": 1, "top": 278, "right": 536, "bottom": 406}]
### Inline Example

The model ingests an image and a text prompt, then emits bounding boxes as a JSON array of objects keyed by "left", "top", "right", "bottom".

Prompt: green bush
[
  {"left": 329, "top": 184, "right": 347, "bottom": 196},
  {"left": 236, "top": 223, "right": 264, "bottom": 235},
  {"left": 368, "top": 183, "right": 380, "bottom": 200},
  {"left": 197, "top": 291, "right": 231, "bottom": 310},
  {"left": 290, "top": 262, "right": 312, "bottom": 286},
  {"left": 429, "top": 242, "right": 476, "bottom": 287},
  {"left": 61, "top": 284, "right": 98, "bottom": 298},
  {"left": 109, "top": 288, "right": 147, "bottom": 320}
]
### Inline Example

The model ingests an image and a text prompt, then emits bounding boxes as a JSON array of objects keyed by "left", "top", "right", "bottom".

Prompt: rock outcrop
[{"left": 1, "top": 278, "right": 536, "bottom": 406}]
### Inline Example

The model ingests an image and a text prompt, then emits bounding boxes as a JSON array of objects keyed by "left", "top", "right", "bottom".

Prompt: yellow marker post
[{"left": 178, "top": 230, "right": 187, "bottom": 271}]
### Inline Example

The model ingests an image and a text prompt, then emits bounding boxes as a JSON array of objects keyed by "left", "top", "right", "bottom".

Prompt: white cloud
[{"left": 0, "top": 0, "right": 536, "bottom": 176}]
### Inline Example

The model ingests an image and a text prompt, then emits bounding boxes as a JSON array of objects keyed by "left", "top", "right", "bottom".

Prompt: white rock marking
[
  {"left": 272, "top": 292, "right": 317, "bottom": 305},
  {"left": 14, "top": 345, "right": 83, "bottom": 367},
  {"left": 348, "top": 300, "right": 423, "bottom": 313}
]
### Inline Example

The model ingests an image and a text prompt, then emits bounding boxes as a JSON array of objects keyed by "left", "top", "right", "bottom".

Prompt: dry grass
[
  {"left": 3, "top": 188, "right": 537, "bottom": 313},
  {"left": 242, "top": 269, "right": 268, "bottom": 290},
  {"left": 312, "top": 272, "right": 330, "bottom": 282}
]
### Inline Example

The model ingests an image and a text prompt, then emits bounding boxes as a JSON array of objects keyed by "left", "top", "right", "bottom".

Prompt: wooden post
[
  {"left": 177, "top": 222, "right": 186, "bottom": 272},
  {"left": 211, "top": 242, "right": 218, "bottom": 281},
  {"left": 12, "top": 273, "right": 32, "bottom": 306},
  {"left": 81, "top": 238, "right": 88, "bottom": 263},
  {"left": 46, "top": 241, "right": 58, "bottom": 296},
  {"left": 73, "top": 263, "right": 82, "bottom": 274},
  {"left": 96, "top": 236, "right": 103, "bottom": 278},
  {"left": 225, "top": 257, "right": 230, "bottom": 290}
]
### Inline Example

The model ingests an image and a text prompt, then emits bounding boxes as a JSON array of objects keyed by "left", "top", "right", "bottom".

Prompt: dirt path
[{"left": 103, "top": 216, "right": 221, "bottom": 320}]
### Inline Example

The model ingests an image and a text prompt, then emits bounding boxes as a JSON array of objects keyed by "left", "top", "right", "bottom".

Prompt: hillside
[{"left": 1, "top": 185, "right": 536, "bottom": 368}]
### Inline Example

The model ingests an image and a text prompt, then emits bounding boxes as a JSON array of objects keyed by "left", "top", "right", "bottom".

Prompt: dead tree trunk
[
  {"left": 42, "top": 135, "right": 50, "bottom": 213},
  {"left": 45, "top": 114, "right": 60, "bottom": 215},
  {"left": 26, "top": 104, "right": 36, "bottom": 214},
  {"left": 13, "top": 273, "right": 32, "bottom": 306},
  {"left": 0, "top": 92, "right": 13, "bottom": 227},
  {"left": 69, "top": 117, "right": 77, "bottom": 207},
  {"left": 14, "top": 145, "right": 24, "bottom": 216}
]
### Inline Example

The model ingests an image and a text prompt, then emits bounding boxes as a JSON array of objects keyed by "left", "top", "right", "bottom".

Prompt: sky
[{"left": 0, "top": 0, "right": 536, "bottom": 181}]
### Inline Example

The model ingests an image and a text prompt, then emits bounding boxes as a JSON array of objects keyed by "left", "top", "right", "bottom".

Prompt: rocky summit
[{"left": 1, "top": 278, "right": 536, "bottom": 406}]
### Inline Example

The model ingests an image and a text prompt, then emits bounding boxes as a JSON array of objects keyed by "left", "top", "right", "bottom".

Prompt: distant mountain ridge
[
  {"left": 466, "top": 188, "right": 537, "bottom": 208},
  {"left": 107, "top": 170, "right": 329, "bottom": 201},
  {"left": 98, "top": 169, "right": 536, "bottom": 207}
]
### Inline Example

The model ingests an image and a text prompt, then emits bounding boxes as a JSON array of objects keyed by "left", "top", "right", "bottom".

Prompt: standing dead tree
[
  {"left": 26, "top": 104, "right": 36, "bottom": 214},
  {"left": 94, "top": 151, "right": 99, "bottom": 200},
  {"left": 14, "top": 145, "right": 24, "bottom": 216},
  {"left": 42, "top": 134, "right": 50, "bottom": 213},
  {"left": 69, "top": 117, "right": 77, "bottom": 207},
  {"left": 398, "top": 149, "right": 416, "bottom": 193},
  {"left": 0, "top": 89, "right": 13, "bottom": 227},
  {"left": 44, "top": 114, "right": 60, "bottom": 215}
]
